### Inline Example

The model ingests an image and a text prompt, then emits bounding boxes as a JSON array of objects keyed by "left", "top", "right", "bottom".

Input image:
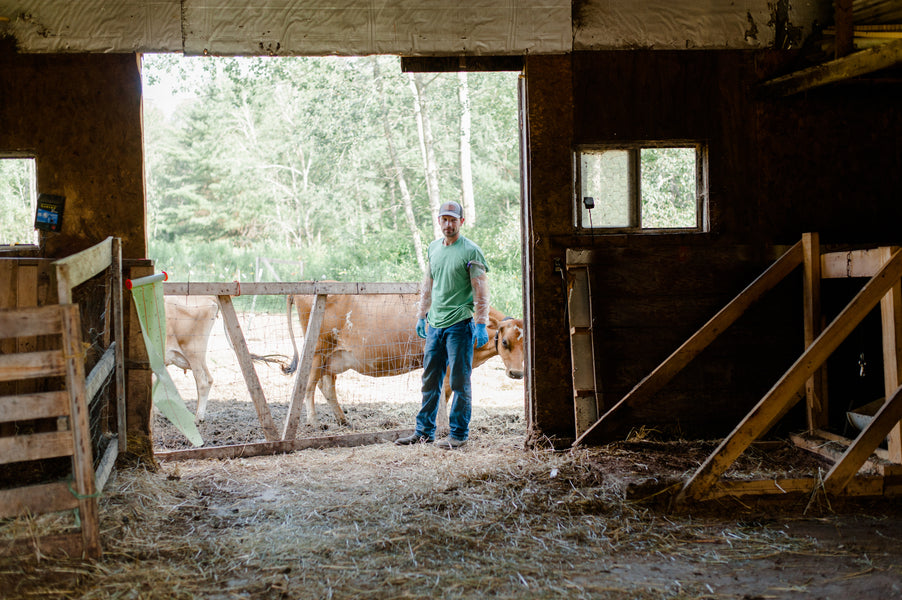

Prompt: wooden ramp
[
  {"left": 0, "top": 304, "right": 102, "bottom": 558},
  {"left": 574, "top": 233, "right": 902, "bottom": 505}
]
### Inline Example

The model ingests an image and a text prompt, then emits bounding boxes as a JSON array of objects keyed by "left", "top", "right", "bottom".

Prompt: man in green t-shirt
[{"left": 395, "top": 200, "right": 490, "bottom": 449}]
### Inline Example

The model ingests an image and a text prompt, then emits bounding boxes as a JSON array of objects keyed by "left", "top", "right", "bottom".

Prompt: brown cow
[
  {"left": 164, "top": 296, "right": 220, "bottom": 421},
  {"left": 284, "top": 293, "right": 524, "bottom": 427}
]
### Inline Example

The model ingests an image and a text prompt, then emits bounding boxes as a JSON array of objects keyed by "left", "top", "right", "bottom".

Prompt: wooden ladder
[{"left": 0, "top": 304, "right": 102, "bottom": 558}]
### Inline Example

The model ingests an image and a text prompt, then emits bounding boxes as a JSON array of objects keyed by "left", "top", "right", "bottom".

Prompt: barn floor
[{"left": 3, "top": 422, "right": 902, "bottom": 598}]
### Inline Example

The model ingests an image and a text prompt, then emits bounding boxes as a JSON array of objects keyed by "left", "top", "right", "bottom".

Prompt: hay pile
[{"left": 2, "top": 418, "right": 901, "bottom": 598}]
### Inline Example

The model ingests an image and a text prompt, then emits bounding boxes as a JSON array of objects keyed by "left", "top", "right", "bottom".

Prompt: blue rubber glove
[
  {"left": 475, "top": 323, "right": 489, "bottom": 348},
  {"left": 416, "top": 318, "right": 427, "bottom": 339}
]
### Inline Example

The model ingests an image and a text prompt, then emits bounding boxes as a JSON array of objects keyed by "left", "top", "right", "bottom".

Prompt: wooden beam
[
  {"left": 217, "top": 295, "right": 279, "bottom": 442},
  {"left": 156, "top": 428, "right": 414, "bottom": 462},
  {"left": 758, "top": 38, "right": 902, "bottom": 97},
  {"left": 834, "top": 0, "right": 855, "bottom": 59},
  {"left": 824, "top": 385, "right": 902, "bottom": 494},
  {"left": 790, "top": 432, "right": 896, "bottom": 475},
  {"left": 0, "top": 350, "right": 66, "bottom": 382},
  {"left": 574, "top": 241, "right": 804, "bottom": 447},
  {"left": 53, "top": 237, "right": 113, "bottom": 303},
  {"left": 0, "top": 304, "right": 63, "bottom": 337},
  {"left": 165, "top": 281, "right": 419, "bottom": 297},
  {"left": 401, "top": 56, "right": 524, "bottom": 73},
  {"left": 677, "top": 248, "right": 902, "bottom": 503},
  {"left": 0, "top": 391, "right": 69, "bottom": 422},
  {"left": 803, "top": 233, "right": 827, "bottom": 430},
  {"left": 821, "top": 248, "right": 887, "bottom": 279}
]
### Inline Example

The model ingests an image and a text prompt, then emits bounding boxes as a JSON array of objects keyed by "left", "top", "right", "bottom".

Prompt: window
[
  {"left": 0, "top": 156, "right": 38, "bottom": 245},
  {"left": 574, "top": 143, "right": 707, "bottom": 232}
]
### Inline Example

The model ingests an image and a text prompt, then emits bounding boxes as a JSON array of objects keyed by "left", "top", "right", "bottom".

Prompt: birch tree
[
  {"left": 374, "top": 58, "right": 425, "bottom": 272},
  {"left": 457, "top": 71, "right": 476, "bottom": 224},
  {"left": 409, "top": 73, "right": 442, "bottom": 240}
]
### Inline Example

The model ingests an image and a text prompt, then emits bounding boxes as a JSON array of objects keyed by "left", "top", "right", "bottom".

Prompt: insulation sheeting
[
  {"left": 574, "top": 0, "right": 831, "bottom": 50},
  {"left": 1, "top": 0, "right": 572, "bottom": 55},
  {"left": 0, "top": 0, "right": 182, "bottom": 53}
]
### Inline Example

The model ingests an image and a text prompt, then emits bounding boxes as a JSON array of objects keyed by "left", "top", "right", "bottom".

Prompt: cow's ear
[{"left": 487, "top": 314, "right": 501, "bottom": 330}]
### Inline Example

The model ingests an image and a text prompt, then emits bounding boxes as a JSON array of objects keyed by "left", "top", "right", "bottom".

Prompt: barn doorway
[{"left": 139, "top": 54, "right": 526, "bottom": 453}]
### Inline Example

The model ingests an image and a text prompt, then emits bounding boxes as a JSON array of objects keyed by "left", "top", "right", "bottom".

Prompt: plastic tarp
[{"left": 129, "top": 275, "right": 204, "bottom": 447}]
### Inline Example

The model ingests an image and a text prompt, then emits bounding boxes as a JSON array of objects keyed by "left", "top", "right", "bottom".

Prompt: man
[{"left": 395, "top": 200, "right": 490, "bottom": 449}]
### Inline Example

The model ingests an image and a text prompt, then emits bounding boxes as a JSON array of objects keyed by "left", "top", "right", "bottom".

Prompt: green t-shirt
[{"left": 426, "top": 236, "right": 489, "bottom": 329}]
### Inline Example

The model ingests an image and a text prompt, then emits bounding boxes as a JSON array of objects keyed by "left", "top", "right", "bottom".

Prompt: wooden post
[
  {"left": 880, "top": 246, "right": 902, "bottom": 462},
  {"left": 834, "top": 0, "right": 854, "bottom": 59},
  {"left": 802, "top": 233, "right": 827, "bottom": 430},
  {"left": 217, "top": 295, "right": 279, "bottom": 442},
  {"left": 282, "top": 294, "right": 328, "bottom": 440},
  {"left": 112, "top": 238, "right": 127, "bottom": 453}
]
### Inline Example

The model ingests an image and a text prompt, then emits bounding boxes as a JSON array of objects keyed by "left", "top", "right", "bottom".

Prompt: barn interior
[{"left": 2, "top": 0, "right": 902, "bottom": 596}]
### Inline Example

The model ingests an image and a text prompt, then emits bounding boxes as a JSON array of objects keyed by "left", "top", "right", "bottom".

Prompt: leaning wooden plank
[
  {"left": 282, "top": 294, "right": 328, "bottom": 440},
  {"left": 0, "top": 482, "right": 79, "bottom": 519},
  {"left": 164, "top": 281, "right": 419, "bottom": 297},
  {"left": 85, "top": 342, "right": 116, "bottom": 407},
  {"left": 708, "top": 478, "right": 816, "bottom": 499},
  {"left": 0, "top": 391, "right": 69, "bottom": 423},
  {"left": 0, "top": 304, "right": 63, "bottom": 338},
  {"left": 677, "top": 248, "right": 902, "bottom": 503},
  {"left": 60, "top": 303, "right": 102, "bottom": 559},
  {"left": 156, "top": 428, "right": 415, "bottom": 462},
  {"left": 94, "top": 435, "right": 118, "bottom": 493},
  {"left": 218, "top": 295, "right": 279, "bottom": 442},
  {"left": 53, "top": 237, "right": 113, "bottom": 303},
  {"left": 574, "top": 241, "right": 804, "bottom": 446},
  {"left": 824, "top": 385, "right": 902, "bottom": 494},
  {"left": 0, "top": 431, "right": 74, "bottom": 464},
  {"left": 790, "top": 432, "right": 891, "bottom": 474},
  {"left": 758, "top": 38, "right": 902, "bottom": 97},
  {"left": 0, "top": 350, "right": 66, "bottom": 382}
]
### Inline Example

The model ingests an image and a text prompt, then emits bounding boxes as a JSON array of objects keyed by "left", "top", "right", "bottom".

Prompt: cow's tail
[{"left": 282, "top": 295, "right": 301, "bottom": 374}]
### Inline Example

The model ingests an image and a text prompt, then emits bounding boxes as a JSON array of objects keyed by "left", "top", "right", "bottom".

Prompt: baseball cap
[{"left": 438, "top": 201, "right": 463, "bottom": 219}]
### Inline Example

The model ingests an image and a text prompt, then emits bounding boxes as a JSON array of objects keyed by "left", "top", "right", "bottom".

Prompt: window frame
[{"left": 573, "top": 141, "right": 708, "bottom": 235}]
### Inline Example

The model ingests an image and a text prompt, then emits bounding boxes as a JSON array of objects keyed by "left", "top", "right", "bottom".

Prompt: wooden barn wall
[
  {"left": 523, "top": 51, "right": 902, "bottom": 442},
  {"left": 0, "top": 47, "right": 146, "bottom": 260}
]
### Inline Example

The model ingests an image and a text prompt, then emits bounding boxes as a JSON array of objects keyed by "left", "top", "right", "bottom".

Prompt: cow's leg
[
  {"left": 318, "top": 372, "right": 349, "bottom": 426},
  {"left": 304, "top": 357, "right": 324, "bottom": 426},
  {"left": 437, "top": 372, "right": 451, "bottom": 433},
  {"left": 193, "top": 361, "right": 214, "bottom": 422}
]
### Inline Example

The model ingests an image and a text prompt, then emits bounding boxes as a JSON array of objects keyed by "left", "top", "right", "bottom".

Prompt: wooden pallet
[{"left": 0, "top": 304, "right": 102, "bottom": 558}]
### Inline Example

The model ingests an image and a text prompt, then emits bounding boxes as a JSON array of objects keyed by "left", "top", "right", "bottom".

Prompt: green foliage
[
  {"left": 0, "top": 157, "right": 37, "bottom": 245},
  {"left": 640, "top": 147, "right": 697, "bottom": 228},
  {"left": 143, "top": 54, "right": 524, "bottom": 317}
]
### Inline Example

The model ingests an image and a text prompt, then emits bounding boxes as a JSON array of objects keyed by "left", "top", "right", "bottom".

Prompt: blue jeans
[{"left": 415, "top": 319, "right": 475, "bottom": 441}]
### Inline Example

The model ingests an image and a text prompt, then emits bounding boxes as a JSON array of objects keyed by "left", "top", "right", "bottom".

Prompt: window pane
[
  {"left": 580, "top": 149, "right": 630, "bottom": 228},
  {"left": 0, "top": 158, "right": 38, "bottom": 245},
  {"left": 640, "top": 147, "right": 696, "bottom": 228}
]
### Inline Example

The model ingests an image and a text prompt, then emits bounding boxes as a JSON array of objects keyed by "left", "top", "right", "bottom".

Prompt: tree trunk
[
  {"left": 373, "top": 58, "right": 426, "bottom": 272},
  {"left": 458, "top": 71, "right": 475, "bottom": 224},
  {"left": 409, "top": 73, "right": 442, "bottom": 240}
]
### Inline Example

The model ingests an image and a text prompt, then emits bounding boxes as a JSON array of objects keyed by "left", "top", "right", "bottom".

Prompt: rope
[{"left": 67, "top": 478, "right": 101, "bottom": 500}]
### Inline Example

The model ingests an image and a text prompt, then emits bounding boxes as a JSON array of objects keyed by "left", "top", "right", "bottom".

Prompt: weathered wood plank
[
  {"left": 52, "top": 237, "right": 113, "bottom": 303},
  {"left": 112, "top": 238, "right": 127, "bottom": 452},
  {"left": 217, "top": 295, "right": 279, "bottom": 442},
  {"left": 575, "top": 241, "right": 804, "bottom": 447},
  {"left": 0, "top": 391, "right": 69, "bottom": 423},
  {"left": 677, "top": 248, "right": 902, "bottom": 503},
  {"left": 0, "top": 304, "right": 63, "bottom": 338},
  {"left": 0, "top": 350, "right": 66, "bottom": 382},
  {"left": 85, "top": 343, "right": 116, "bottom": 406},
  {"left": 759, "top": 38, "right": 902, "bottom": 97},
  {"left": 165, "top": 281, "right": 419, "bottom": 296},
  {"left": 0, "top": 430, "right": 74, "bottom": 464},
  {"left": 282, "top": 294, "right": 328, "bottom": 440},
  {"left": 94, "top": 435, "right": 118, "bottom": 493},
  {"left": 61, "top": 303, "right": 102, "bottom": 558},
  {"left": 0, "top": 482, "right": 79, "bottom": 519},
  {"left": 822, "top": 248, "right": 887, "bottom": 279},
  {"left": 156, "top": 428, "right": 415, "bottom": 462}
]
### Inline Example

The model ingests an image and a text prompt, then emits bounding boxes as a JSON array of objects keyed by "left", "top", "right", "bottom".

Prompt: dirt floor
[{"left": 2, "top": 313, "right": 902, "bottom": 598}]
